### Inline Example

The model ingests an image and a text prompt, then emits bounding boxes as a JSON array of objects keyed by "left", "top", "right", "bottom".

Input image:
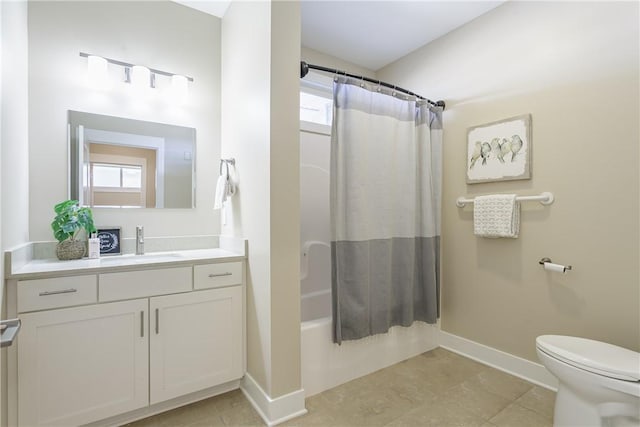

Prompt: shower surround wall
[
  {"left": 300, "top": 126, "right": 331, "bottom": 323},
  {"left": 378, "top": 1, "right": 640, "bottom": 361}
]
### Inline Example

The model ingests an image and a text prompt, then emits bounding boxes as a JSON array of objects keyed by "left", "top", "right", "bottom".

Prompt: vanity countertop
[
  {"left": 4, "top": 236, "right": 247, "bottom": 280},
  {"left": 8, "top": 249, "right": 244, "bottom": 280}
]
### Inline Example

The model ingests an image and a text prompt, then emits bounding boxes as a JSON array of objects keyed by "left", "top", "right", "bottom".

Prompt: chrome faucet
[{"left": 135, "top": 226, "right": 144, "bottom": 255}]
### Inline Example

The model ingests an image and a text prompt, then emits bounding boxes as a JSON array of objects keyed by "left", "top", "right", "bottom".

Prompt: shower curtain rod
[{"left": 300, "top": 61, "right": 445, "bottom": 109}]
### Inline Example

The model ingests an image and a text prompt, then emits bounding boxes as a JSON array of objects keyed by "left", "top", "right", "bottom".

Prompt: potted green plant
[{"left": 51, "top": 199, "right": 97, "bottom": 260}]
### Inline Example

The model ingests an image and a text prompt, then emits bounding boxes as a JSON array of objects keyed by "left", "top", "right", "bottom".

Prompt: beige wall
[
  {"left": 269, "top": 0, "right": 302, "bottom": 398},
  {"left": 28, "top": 1, "right": 221, "bottom": 240},
  {"left": 301, "top": 46, "right": 376, "bottom": 79},
  {"left": 1, "top": 2, "right": 29, "bottom": 426},
  {"left": 221, "top": 0, "right": 301, "bottom": 398},
  {"left": 378, "top": 1, "right": 640, "bottom": 361},
  {"left": 222, "top": 0, "right": 272, "bottom": 392},
  {"left": 2, "top": 1, "right": 29, "bottom": 250}
]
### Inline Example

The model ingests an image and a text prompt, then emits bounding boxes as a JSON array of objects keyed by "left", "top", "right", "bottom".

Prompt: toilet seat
[{"left": 536, "top": 335, "right": 640, "bottom": 382}]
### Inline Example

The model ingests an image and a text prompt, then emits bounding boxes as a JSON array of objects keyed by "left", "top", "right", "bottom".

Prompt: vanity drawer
[
  {"left": 17, "top": 275, "right": 97, "bottom": 313},
  {"left": 99, "top": 267, "right": 192, "bottom": 302},
  {"left": 194, "top": 262, "right": 243, "bottom": 290}
]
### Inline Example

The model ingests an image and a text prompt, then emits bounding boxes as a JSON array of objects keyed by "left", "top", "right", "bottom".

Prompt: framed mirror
[{"left": 68, "top": 111, "right": 196, "bottom": 208}]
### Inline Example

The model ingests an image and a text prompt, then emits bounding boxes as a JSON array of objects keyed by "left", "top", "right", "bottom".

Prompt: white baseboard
[
  {"left": 439, "top": 331, "right": 558, "bottom": 391},
  {"left": 240, "top": 373, "right": 307, "bottom": 426}
]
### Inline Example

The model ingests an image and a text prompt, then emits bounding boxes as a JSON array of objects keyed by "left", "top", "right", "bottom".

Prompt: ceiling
[
  {"left": 174, "top": 0, "right": 505, "bottom": 71},
  {"left": 172, "top": 0, "right": 231, "bottom": 19},
  {"left": 301, "top": 1, "right": 505, "bottom": 71}
]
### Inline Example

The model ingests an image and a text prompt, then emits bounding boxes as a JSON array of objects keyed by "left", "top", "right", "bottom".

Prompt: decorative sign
[{"left": 97, "top": 227, "right": 122, "bottom": 255}]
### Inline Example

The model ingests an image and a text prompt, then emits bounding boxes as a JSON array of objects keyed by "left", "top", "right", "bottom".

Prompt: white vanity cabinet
[
  {"left": 18, "top": 299, "right": 150, "bottom": 427},
  {"left": 8, "top": 257, "right": 245, "bottom": 427},
  {"left": 150, "top": 286, "right": 243, "bottom": 404}
]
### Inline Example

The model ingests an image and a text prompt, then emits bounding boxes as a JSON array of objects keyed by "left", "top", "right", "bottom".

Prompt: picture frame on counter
[{"left": 97, "top": 227, "right": 121, "bottom": 255}]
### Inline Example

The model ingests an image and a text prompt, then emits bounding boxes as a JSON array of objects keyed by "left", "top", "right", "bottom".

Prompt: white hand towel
[
  {"left": 473, "top": 194, "right": 520, "bottom": 238},
  {"left": 214, "top": 175, "right": 226, "bottom": 210},
  {"left": 225, "top": 178, "right": 236, "bottom": 199}
]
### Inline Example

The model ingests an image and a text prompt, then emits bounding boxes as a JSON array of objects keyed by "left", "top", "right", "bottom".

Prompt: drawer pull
[
  {"left": 155, "top": 308, "right": 159, "bottom": 334},
  {"left": 140, "top": 311, "right": 144, "bottom": 338},
  {"left": 39, "top": 288, "right": 78, "bottom": 296},
  {"left": 208, "top": 272, "right": 232, "bottom": 278}
]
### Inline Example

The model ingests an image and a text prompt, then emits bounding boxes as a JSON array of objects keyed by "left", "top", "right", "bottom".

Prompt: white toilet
[{"left": 536, "top": 335, "right": 640, "bottom": 427}]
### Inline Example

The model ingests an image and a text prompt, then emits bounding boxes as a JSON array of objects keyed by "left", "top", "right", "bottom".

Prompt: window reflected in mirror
[{"left": 68, "top": 111, "right": 196, "bottom": 208}]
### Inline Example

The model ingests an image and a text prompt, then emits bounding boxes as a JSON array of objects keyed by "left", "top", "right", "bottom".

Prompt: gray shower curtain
[{"left": 331, "top": 76, "right": 443, "bottom": 344}]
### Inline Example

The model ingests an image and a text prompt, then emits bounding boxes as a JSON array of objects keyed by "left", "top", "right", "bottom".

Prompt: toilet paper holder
[{"left": 539, "top": 257, "right": 572, "bottom": 272}]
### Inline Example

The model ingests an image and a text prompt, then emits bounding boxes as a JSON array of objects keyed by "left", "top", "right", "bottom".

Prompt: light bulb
[{"left": 131, "top": 65, "right": 151, "bottom": 88}]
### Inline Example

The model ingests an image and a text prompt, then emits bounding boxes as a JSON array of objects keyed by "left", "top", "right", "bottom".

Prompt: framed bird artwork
[{"left": 466, "top": 114, "right": 532, "bottom": 184}]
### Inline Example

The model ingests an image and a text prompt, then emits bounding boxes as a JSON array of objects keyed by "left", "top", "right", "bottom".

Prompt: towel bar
[{"left": 456, "top": 192, "right": 554, "bottom": 208}]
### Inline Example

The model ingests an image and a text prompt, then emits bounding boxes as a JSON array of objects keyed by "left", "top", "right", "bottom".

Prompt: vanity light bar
[{"left": 79, "top": 52, "right": 194, "bottom": 83}]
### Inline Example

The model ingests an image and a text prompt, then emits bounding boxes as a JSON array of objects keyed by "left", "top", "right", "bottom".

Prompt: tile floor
[{"left": 127, "top": 348, "right": 555, "bottom": 427}]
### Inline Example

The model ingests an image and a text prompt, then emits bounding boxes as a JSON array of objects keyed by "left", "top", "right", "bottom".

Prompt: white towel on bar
[
  {"left": 473, "top": 194, "right": 520, "bottom": 238},
  {"left": 214, "top": 175, "right": 226, "bottom": 210},
  {"left": 214, "top": 172, "right": 236, "bottom": 210},
  {"left": 225, "top": 176, "right": 236, "bottom": 199}
]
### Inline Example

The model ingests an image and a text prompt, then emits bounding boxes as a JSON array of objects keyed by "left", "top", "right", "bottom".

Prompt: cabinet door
[
  {"left": 150, "top": 287, "right": 243, "bottom": 404},
  {"left": 18, "top": 299, "right": 149, "bottom": 426}
]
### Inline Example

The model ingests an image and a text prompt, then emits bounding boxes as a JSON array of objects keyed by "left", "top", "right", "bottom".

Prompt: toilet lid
[{"left": 536, "top": 335, "right": 640, "bottom": 382}]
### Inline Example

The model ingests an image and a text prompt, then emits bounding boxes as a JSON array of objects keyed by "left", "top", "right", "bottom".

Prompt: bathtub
[
  {"left": 300, "top": 241, "right": 440, "bottom": 397},
  {"left": 298, "top": 129, "right": 439, "bottom": 397}
]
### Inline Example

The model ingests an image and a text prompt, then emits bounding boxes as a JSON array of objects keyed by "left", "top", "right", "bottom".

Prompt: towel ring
[{"left": 219, "top": 158, "right": 236, "bottom": 176}]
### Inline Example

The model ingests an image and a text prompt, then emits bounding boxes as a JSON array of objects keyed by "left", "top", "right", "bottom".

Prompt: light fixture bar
[{"left": 79, "top": 52, "right": 194, "bottom": 82}]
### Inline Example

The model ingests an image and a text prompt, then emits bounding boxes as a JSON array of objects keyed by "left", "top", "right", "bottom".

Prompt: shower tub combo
[{"left": 299, "top": 127, "right": 439, "bottom": 397}]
